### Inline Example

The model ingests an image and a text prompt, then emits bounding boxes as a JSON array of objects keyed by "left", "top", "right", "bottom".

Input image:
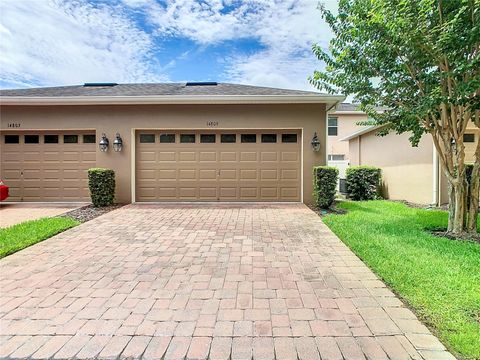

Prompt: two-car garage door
[
  {"left": 1, "top": 131, "right": 96, "bottom": 201},
  {"left": 135, "top": 130, "right": 301, "bottom": 202}
]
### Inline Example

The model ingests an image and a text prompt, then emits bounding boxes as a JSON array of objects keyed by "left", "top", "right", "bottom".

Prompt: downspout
[{"left": 432, "top": 142, "right": 439, "bottom": 206}]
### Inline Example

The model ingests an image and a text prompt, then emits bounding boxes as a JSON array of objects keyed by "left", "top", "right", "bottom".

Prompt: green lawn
[
  {"left": 323, "top": 201, "right": 480, "bottom": 360},
  {"left": 0, "top": 216, "right": 80, "bottom": 258}
]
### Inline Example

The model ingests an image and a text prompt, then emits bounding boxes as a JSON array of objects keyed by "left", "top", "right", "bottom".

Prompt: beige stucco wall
[
  {"left": 1, "top": 103, "right": 327, "bottom": 204},
  {"left": 328, "top": 112, "right": 368, "bottom": 159},
  {"left": 348, "top": 130, "right": 434, "bottom": 204}
]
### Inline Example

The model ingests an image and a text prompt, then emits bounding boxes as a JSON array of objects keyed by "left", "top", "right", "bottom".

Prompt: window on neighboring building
[
  {"left": 4, "top": 135, "right": 19, "bottom": 144},
  {"left": 328, "top": 117, "right": 338, "bottom": 136},
  {"left": 463, "top": 133, "right": 475, "bottom": 143},
  {"left": 328, "top": 154, "right": 345, "bottom": 161}
]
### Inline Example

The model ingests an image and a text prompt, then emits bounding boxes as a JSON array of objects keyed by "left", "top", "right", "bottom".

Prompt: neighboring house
[
  {"left": 0, "top": 82, "right": 344, "bottom": 204},
  {"left": 327, "top": 103, "right": 370, "bottom": 163},
  {"left": 342, "top": 124, "right": 479, "bottom": 205}
]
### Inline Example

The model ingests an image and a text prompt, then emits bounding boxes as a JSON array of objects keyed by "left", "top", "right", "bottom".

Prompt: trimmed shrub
[
  {"left": 313, "top": 166, "right": 339, "bottom": 208},
  {"left": 346, "top": 166, "right": 382, "bottom": 200},
  {"left": 88, "top": 168, "right": 115, "bottom": 207}
]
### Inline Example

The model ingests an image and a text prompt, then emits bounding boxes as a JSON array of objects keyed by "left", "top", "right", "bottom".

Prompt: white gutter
[
  {"left": 432, "top": 143, "right": 439, "bottom": 206},
  {"left": 0, "top": 94, "right": 345, "bottom": 106}
]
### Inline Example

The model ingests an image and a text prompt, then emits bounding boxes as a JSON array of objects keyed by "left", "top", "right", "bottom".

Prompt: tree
[{"left": 311, "top": 0, "right": 480, "bottom": 234}]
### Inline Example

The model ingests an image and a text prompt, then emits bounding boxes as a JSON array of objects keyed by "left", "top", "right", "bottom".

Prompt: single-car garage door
[
  {"left": 1, "top": 131, "right": 96, "bottom": 201},
  {"left": 136, "top": 130, "right": 301, "bottom": 201}
]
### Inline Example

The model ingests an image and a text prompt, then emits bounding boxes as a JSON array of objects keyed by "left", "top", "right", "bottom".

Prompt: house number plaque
[
  {"left": 7, "top": 123, "right": 21, "bottom": 128},
  {"left": 206, "top": 121, "right": 219, "bottom": 127}
]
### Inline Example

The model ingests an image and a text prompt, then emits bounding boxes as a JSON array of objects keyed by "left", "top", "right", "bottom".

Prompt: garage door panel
[
  {"left": 199, "top": 152, "right": 217, "bottom": 162},
  {"left": 281, "top": 169, "right": 299, "bottom": 180},
  {"left": 199, "top": 169, "right": 217, "bottom": 180},
  {"left": 158, "top": 152, "right": 176, "bottom": 162},
  {"left": 179, "top": 187, "right": 196, "bottom": 198},
  {"left": 240, "top": 187, "right": 258, "bottom": 198},
  {"left": 281, "top": 152, "right": 299, "bottom": 162},
  {"left": 179, "top": 169, "right": 196, "bottom": 180},
  {"left": 260, "top": 152, "right": 278, "bottom": 162},
  {"left": 199, "top": 187, "right": 217, "bottom": 198},
  {"left": 240, "top": 169, "right": 258, "bottom": 180},
  {"left": 179, "top": 152, "right": 196, "bottom": 162},
  {"left": 158, "top": 169, "right": 176, "bottom": 180},
  {"left": 240, "top": 152, "right": 257, "bottom": 162},
  {"left": 260, "top": 187, "right": 278, "bottom": 199},
  {"left": 261, "top": 169, "right": 278, "bottom": 180},
  {"left": 0, "top": 131, "right": 96, "bottom": 201},
  {"left": 220, "top": 152, "right": 237, "bottom": 162},
  {"left": 136, "top": 130, "right": 300, "bottom": 202}
]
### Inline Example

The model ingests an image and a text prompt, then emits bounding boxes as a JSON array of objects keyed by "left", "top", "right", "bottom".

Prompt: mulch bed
[
  {"left": 429, "top": 229, "right": 480, "bottom": 244},
  {"left": 308, "top": 202, "right": 347, "bottom": 217},
  {"left": 61, "top": 204, "right": 124, "bottom": 223}
]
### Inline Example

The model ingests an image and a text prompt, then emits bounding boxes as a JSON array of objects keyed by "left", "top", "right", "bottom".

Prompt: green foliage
[
  {"left": 313, "top": 166, "right": 339, "bottom": 208},
  {"left": 0, "top": 217, "right": 80, "bottom": 258},
  {"left": 346, "top": 166, "right": 382, "bottom": 200},
  {"left": 323, "top": 201, "right": 480, "bottom": 359},
  {"left": 88, "top": 168, "right": 115, "bottom": 207},
  {"left": 311, "top": 0, "right": 480, "bottom": 145}
]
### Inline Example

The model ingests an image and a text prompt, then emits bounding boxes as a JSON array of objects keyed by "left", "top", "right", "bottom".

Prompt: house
[
  {"left": 327, "top": 103, "right": 370, "bottom": 163},
  {"left": 342, "top": 124, "right": 478, "bottom": 205},
  {"left": 0, "top": 82, "right": 344, "bottom": 204}
]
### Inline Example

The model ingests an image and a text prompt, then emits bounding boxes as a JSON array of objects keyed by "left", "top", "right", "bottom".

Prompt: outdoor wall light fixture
[
  {"left": 113, "top": 133, "right": 123, "bottom": 152},
  {"left": 311, "top": 132, "right": 321, "bottom": 152},
  {"left": 99, "top": 133, "right": 109, "bottom": 152}
]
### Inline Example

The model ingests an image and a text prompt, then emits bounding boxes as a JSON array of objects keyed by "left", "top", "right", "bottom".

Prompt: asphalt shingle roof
[{"left": 0, "top": 82, "right": 328, "bottom": 97}]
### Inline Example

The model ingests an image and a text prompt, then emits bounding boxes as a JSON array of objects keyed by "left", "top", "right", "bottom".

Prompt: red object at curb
[{"left": 0, "top": 180, "right": 9, "bottom": 201}]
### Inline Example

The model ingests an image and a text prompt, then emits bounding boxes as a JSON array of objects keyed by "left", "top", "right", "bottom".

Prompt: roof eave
[
  {"left": 0, "top": 94, "right": 346, "bottom": 106},
  {"left": 340, "top": 124, "right": 385, "bottom": 141}
]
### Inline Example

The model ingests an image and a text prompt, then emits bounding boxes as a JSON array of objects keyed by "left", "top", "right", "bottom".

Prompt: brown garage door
[
  {"left": 136, "top": 130, "right": 301, "bottom": 202},
  {"left": 1, "top": 131, "right": 96, "bottom": 201}
]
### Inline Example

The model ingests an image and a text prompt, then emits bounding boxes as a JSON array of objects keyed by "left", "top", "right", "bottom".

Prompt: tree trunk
[
  {"left": 447, "top": 182, "right": 455, "bottom": 232},
  {"left": 452, "top": 180, "right": 467, "bottom": 234},
  {"left": 467, "top": 163, "right": 479, "bottom": 233}
]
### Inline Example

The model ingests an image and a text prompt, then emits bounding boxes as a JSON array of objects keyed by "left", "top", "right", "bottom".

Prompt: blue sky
[{"left": 0, "top": 0, "right": 337, "bottom": 91}]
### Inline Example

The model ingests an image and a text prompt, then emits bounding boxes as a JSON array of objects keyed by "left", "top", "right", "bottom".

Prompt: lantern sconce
[
  {"left": 311, "top": 132, "right": 321, "bottom": 152},
  {"left": 99, "top": 133, "right": 109, "bottom": 152},
  {"left": 113, "top": 133, "right": 123, "bottom": 152}
]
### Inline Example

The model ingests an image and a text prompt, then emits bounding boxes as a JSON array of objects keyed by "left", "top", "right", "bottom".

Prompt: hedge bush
[
  {"left": 88, "top": 168, "right": 115, "bottom": 207},
  {"left": 313, "top": 166, "right": 339, "bottom": 208},
  {"left": 346, "top": 166, "right": 382, "bottom": 200}
]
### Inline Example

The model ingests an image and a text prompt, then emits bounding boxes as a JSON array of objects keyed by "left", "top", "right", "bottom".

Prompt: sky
[{"left": 0, "top": 0, "right": 338, "bottom": 91}]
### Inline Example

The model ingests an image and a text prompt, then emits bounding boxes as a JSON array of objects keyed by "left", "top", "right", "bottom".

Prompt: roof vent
[
  {"left": 185, "top": 82, "right": 218, "bottom": 86},
  {"left": 83, "top": 82, "right": 118, "bottom": 87}
]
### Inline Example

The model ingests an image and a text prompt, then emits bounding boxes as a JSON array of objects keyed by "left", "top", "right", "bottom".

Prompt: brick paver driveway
[{"left": 0, "top": 204, "right": 454, "bottom": 359}]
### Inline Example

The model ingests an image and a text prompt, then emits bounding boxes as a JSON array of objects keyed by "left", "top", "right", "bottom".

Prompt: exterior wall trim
[{"left": 1, "top": 95, "right": 345, "bottom": 106}]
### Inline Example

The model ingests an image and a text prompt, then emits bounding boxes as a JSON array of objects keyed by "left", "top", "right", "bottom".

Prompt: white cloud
[
  {"left": 122, "top": 0, "right": 337, "bottom": 91},
  {"left": 0, "top": 0, "right": 164, "bottom": 88}
]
